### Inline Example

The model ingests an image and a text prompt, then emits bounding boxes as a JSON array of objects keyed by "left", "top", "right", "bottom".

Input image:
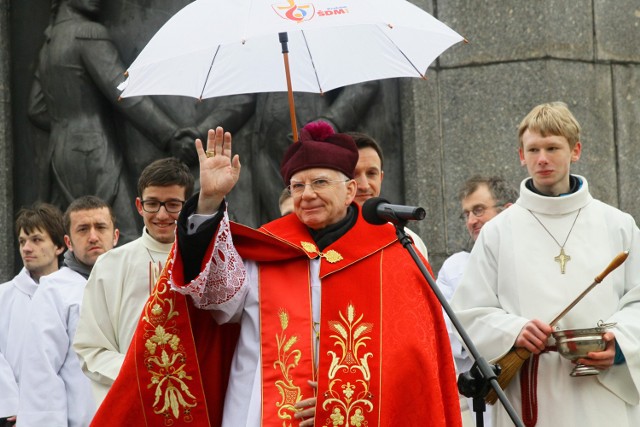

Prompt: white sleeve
[
  {"left": 405, "top": 227, "right": 429, "bottom": 261},
  {"left": 0, "top": 285, "right": 20, "bottom": 418},
  {"left": 187, "top": 212, "right": 217, "bottom": 235},
  {"left": 171, "top": 210, "right": 248, "bottom": 324},
  {"left": 436, "top": 256, "right": 466, "bottom": 362},
  {"left": 17, "top": 283, "right": 69, "bottom": 426},
  {"left": 0, "top": 350, "right": 18, "bottom": 418},
  {"left": 73, "top": 263, "right": 125, "bottom": 389}
]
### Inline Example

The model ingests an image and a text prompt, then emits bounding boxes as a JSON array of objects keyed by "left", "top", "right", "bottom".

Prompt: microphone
[{"left": 362, "top": 197, "right": 426, "bottom": 225}]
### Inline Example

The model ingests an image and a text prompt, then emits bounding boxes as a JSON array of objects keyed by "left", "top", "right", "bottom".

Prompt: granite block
[{"left": 437, "top": 1, "right": 594, "bottom": 66}]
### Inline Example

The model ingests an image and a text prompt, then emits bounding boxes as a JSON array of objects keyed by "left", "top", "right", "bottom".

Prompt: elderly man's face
[{"left": 290, "top": 168, "right": 356, "bottom": 230}]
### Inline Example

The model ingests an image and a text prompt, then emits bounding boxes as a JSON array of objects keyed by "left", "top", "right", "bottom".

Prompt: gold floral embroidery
[
  {"left": 323, "top": 250, "right": 344, "bottom": 263},
  {"left": 274, "top": 309, "right": 303, "bottom": 423},
  {"left": 330, "top": 408, "right": 345, "bottom": 425},
  {"left": 300, "top": 241, "right": 344, "bottom": 264},
  {"left": 301, "top": 241, "right": 318, "bottom": 254},
  {"left": 322, "top": 304, "right": 374, "bottom": 427},
  {"left": 141, "top": 260, "right": 198, "bottom": 423}
]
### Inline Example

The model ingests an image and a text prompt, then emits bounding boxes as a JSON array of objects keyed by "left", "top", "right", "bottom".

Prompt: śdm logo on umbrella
[{"left": 272, "top": 0, "right": 316, "bottom": 22}]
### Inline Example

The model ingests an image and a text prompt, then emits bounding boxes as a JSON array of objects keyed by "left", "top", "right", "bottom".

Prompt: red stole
[
  {"left": 251, "top": 210, "right": 462, "bottom": 427},
  {"left": 90, "top": 246, "right": 239, "bottom": 427}
]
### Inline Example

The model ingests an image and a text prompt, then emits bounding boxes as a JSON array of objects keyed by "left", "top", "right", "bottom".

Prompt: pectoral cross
[{"left": 554, "top": 248, "right": 571, "bottom": 274}]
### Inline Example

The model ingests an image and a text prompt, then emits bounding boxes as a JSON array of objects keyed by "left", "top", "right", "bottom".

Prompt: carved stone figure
[
  {"left": 26, "top": 0, "right": 401, "bottom": 232},
  {"left": 28, "top": 0, "right": 198, "bottom": 242}
]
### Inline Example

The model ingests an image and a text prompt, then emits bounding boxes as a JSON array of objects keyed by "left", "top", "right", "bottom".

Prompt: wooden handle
[
  {"left": 595, "top": 251, "right": 629, "bottom": 283},
  {"left": 550, "top": 251, "right": 629, "bottom": 326}
]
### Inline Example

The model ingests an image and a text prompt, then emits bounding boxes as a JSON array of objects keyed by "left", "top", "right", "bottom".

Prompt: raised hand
[{"left": 194, "top": 127, "right": 241, "bottom": 214}]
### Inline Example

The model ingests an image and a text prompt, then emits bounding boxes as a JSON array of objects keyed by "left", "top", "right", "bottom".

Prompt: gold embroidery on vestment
[
  {"left": 274, "top": 308, "right": 304, "bottom": 423},
  {"left": 321, "top": 304, "right": 374, "bottom": 426},
  {"left": 141, "top": 260, "right": 197, "bottom": 422},
  {"left": 300, "top": 241, "right": 344, "bottom": 264}
]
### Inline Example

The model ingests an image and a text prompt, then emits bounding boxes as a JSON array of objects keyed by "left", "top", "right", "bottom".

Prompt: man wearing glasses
[
  {"left": 109, "top": 121, "right": 462, "bottom": 427},
  {"left": 436, "top": 175, "right": 518, "bottom": 427},
  {"left": 73, "top": 157, "right": 194, "bottom": 407}
]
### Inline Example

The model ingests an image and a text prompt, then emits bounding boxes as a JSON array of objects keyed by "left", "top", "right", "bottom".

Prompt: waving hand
[{"left": 194, "top": 127, "right": 241, "bottom": 214}]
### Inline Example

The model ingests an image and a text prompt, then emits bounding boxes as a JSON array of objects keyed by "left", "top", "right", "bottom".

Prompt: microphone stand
[{"left": 393, "top": 220, "right": 524, "bottom": 427}]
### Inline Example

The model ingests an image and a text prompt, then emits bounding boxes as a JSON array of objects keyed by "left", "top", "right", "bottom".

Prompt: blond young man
[{"left": 451, "top": 102, "right": 640, "bottom": 426}]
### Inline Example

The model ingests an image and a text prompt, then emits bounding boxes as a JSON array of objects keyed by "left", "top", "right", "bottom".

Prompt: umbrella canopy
[{"left": 118, "top": 0, "right": 464, "bottom": 99}]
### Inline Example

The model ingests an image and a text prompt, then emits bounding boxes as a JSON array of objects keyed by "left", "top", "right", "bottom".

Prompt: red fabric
[
  {"left": 91, "top": 247, "right": 238, "bottom": 427},
  {"left": 94, "top": 206, "right": 460, "bottom": 427},
  {"left": 259, "top": 258, "right": 317, "bottom": 426},
  {"left": 257, "top": 207, "right": 460, "bottom": 427},
  {"left": 520, "top": 346, "right": 558, "bottom": 427}
]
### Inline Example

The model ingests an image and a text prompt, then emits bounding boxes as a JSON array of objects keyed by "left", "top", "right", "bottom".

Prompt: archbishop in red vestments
[
  {"left": 92, "top": 122, "right": 461, "bottom": 426},
  {"left": 188, "top": 206, "right": 462, "bottom": 426}
]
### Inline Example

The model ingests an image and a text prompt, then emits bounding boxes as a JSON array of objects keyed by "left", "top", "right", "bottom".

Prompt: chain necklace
[
  {"left": 528, "top": 208, "right": 581, "bottom": 274},
  {"left": 146, "top": 248, "right": 162, "bottom": 294}
]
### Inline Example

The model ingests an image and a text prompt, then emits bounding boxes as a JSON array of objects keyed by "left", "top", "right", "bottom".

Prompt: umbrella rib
[
  {"left": 300, "top": 30, "right": 323, "bottom": 94},
  {"left": 376, "top": 25, "right": 426, "bottom": 79},
  {"left": 199, "top": 45, "right": 222, "bottom": 100}
]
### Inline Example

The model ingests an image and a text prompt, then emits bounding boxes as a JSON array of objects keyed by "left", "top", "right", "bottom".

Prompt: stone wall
[
  {"left": 0, "top": 0, "right": 13, "bottom": 282},
  {"left": 402, "top": 0, "right": 640, "bottom": 272},
  {"left": 0, "top": 1, "right": 638, "bottom": 280}
]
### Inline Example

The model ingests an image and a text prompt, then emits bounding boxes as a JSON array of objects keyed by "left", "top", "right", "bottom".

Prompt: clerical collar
[
  {"left": 525, "top": 175, "right": 582, "bottom": 197},
  {"left": 308, "top": 205, "right": 357, "bottom": 251}
]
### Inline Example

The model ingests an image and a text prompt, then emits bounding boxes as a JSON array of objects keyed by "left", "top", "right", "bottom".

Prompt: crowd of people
[{"left": 1, "top": 102, "right": 639, "bottom": 427}]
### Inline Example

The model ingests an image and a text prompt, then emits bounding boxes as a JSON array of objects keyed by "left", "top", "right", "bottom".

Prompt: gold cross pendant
[{"left": 554, "top": 248, "right": 571, "bottom": 274}]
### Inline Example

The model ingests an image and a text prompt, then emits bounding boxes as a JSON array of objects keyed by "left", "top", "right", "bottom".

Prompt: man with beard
[{"left": 18, "top": 196, "right": 119, "bottom": 426}]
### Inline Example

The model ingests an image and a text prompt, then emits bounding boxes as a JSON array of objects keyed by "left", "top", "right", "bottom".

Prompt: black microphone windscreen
[{"left": 362, "top": 197, "right": 389, "bottom": 225}]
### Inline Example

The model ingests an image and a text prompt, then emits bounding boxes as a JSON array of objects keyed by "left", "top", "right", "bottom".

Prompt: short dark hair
[
  {"left": 345, "top": 132, "right": 384, "bottom": 169},
  {"left": 15, "top": 202, "right": 65, "bottom": 249},
  {"left": 63, "top": 196, "right": 115, "bottom": 234},
  {"left": 137, "top": 158, "right": 195, "bottom": 199},
  {"left": 458, "top": 176, "right": 519, "bottom": 207}
]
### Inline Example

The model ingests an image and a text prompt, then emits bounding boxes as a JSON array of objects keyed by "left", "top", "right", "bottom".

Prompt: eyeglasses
[
  {"left": 287, "top": 178, "right": 349, "bottom": 196},
  {"left": 140, "top": 199, "right": 185, "bottom": 213},
  {"left": 459, "top": 205, "right": 499, "bottom": 221}
]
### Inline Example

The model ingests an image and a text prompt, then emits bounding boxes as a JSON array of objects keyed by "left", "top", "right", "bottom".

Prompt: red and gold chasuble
[
  {"left": 93, "top": 207, "right": 461, "bottom": 427},
  {"left": 252, "top": 210, "right": 462, "bottom": 427}
]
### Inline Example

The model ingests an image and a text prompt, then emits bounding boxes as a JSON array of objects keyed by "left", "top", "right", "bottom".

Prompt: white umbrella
[{"left": 119, "top": 0, "right": 464, "bottom": 139}]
